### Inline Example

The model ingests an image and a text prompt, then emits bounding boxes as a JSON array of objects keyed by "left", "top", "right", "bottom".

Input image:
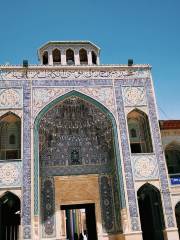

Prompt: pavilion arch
[
  {"left": 0, "top": 191, "right": 21, "bottom": 240},
  {"left": 66, "top": 48, "right": 75, "bottom": 65},
  {"left": 175, "top": 202, "right": 180, "bottom": 237},
  {"left": 92, "top": 51, "right": 97, "bottom": 64},
  {"left": 165, "top": 141, "right": 180, "bottom": 175},
  {"left": 0, "top": 111, "right": 21, "bottom": 160},
  {"left": 33, "top": 90, "right": 126, "bottom": 217},
  {"left": 137, "top": 183, "right": 165, "bottom": 240},
  {"left": 127, "top": 108, "right": 153, "bottom": 153},
  {"left": 52, "top": 48, "right": 61, "bottom": 64},
  {"left": 42, "top": 51, "right": 48, "bottom": 65},
  {"left": 79, "top": 48, "right": 88, "bottom": 65}
]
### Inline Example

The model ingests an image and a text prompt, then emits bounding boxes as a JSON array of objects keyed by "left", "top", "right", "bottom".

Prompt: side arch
[
  {"left": 137, "top": 183, "right": 165, "bottom": 240},
  {"left": 165, "top": 141, "right": 180, "bottom": 175},
  {"left": 127, "top": 108, "right": 153, "bottom": 153},
  {"left": 34, "top": 90, "right": 126, "bottom": 215},
  {"left": 0, "top": 111, "right": 21, "bottom": 160},
  {"left": 0, "top": 191, "right": 21, "bottom": 240}
]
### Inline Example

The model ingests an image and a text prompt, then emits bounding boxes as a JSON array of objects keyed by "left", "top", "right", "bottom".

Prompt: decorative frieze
[{"left": 0, "top": 67, "right": 150, "bottom": 81}]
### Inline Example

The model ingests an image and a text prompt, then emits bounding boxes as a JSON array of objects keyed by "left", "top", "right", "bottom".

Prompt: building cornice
[
  {"left": 0, "top": 64, "right": 151, "bottom": 81},
  {"left": 0, "top": 64, "right": 151, "bottom": 70}
]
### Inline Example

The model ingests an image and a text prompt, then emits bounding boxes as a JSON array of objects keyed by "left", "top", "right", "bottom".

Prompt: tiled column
[
  {"left": 22, "top": 82, "right": 31, "bottom": 239},
  {"left": 115, "top": 85, "right": 141, "bottom": 233}
]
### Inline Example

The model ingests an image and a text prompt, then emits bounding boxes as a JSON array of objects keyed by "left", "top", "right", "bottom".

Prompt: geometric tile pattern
[
  {"left": 132, "top": 154, "right": 159, "bottom": 180},
  {"left": 0, "top": 161, "right": 22, "bottom": 187},
  {"left": 122, "top": 86, "right": 147, "bottom": 106}
]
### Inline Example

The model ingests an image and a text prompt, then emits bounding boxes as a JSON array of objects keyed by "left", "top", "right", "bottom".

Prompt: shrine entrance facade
[
  {"left": 1, "top": 40, "right": 179, "bottom": 240},
  {"left": 36, "top": 92, "right": 124, "bottom": 240}
]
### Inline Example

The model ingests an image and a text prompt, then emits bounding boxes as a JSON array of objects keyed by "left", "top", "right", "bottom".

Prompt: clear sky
[{"left": 0, "top": 0, "right": 179, "bottom": 119}]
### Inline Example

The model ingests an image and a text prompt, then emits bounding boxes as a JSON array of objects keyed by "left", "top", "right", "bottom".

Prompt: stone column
[
  {"left": 74, "top": 49, "right": 80, "bottom": 65},
  {"left": 87, "top": 50, "right": 92, "bottom": 65},
  {"left": 61, "top": 49, "right": 66, "bottom": 65},
  {"left": 48, "top": 49, "right": 53, "bottom": 66}
]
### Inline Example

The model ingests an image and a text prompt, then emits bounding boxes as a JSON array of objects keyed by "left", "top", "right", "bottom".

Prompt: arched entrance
[
  {"left": 175, "top": 202, "right": 180, "bottom": 238},
  {"left": 0, "top": 192, "right": 20, "bottom": 240},
  {"left": 34, "top": 91, "right": 125, "bottom": 239},
  {"left": 138, "top": 184, "right": 165, "bottom": 240}
]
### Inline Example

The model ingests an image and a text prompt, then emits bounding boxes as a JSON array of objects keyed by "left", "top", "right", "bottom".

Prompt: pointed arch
[
  {"left": 127, "top": 108, "right": 153, "bottom": 153},
  {"left": 136, "top": 182, "right": 160, "bottom": 192},
  {"left": 0, "top": 112, "right": 21, "bottom": 160},
  {"left": 165, "top": 141, "right": 180, "bottom": 175},
  {"left": 0, "top": 110, "right": 22, "bottom": 119},
  {"left": 66, "top": 49, "right": 75, "bottom": 65},
  {"left": 79, "top": 48, "right": 88, "bottom": 65},
  {"left": 52, "top": 48, "right": 61, "bottom": 64},
  {"left": 34, "top": 90, "right": 126, "bottom": 215}
]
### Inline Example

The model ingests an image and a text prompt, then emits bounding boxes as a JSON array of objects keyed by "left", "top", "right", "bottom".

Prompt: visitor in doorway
[{"left": 83, "top": 230, "right": 87, "bottom": 240}]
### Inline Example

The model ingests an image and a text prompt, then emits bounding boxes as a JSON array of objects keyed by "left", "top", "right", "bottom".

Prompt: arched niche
[
  {"left": 165, "top": 141, "right": 180, "bottom": 175},
  {"left": 127, "top": 109, "right": 153, "bottom": 153},
  {"left": 137, "top": 183, "right": 165, "bottom": 240},
  {"left": 66, "top": 49, "right": 75, "bottom": 65},
  {"left": 34, "top": 90, "right": 125, "bottom": 235},
  {"left": 92, "top": 51, "right": 97, "bottom": 65},
  {"left": 0, "top": 112, "right": 21, "bottom": 160},
  {"left": 42, "top": 51, "right": 48, "bottom": 65},
  {"left": 52, "top": 48, "right": 61, "bottom": 65},
  {"left": 0, "top": 191, "right": 21, "bottom": 240},
  {"left": 79, "top": 48, "right": 88, "bottom": 65}
]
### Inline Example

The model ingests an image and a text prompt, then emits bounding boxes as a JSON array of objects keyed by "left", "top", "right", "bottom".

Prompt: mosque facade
[{"left": 0, "top": 41, "right": 179, "bottom": 240}]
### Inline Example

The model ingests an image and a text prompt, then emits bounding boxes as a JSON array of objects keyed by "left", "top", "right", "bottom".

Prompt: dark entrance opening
[
  {"left": 175, "top": 202, "right": 180, "bottom": 238},
  {"left": 138, "top": 184, "right": 165, "bottom": 240},
  {"left": 0, "top": 192, "right": 20, "bottom": 240},
  {"left": 61, "top": 203, "right": 97, "bottom": 240}
]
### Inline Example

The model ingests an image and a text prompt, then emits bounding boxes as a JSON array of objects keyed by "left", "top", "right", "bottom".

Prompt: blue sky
[{"left": 0, "top": 0, "right": 179, "bottom": 119}]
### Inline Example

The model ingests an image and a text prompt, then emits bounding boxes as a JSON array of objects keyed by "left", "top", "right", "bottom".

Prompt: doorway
[
  {"left": 138, "top": 184, "right": 165, "bottom": 240},
  {"left": 0, "top": 192, "right": 20, "bottom": 240},
  {"left": 61, "top": 203, "right": 97, "bottom": 240},
  {"left": 175, "top": 202, "right": 180, "bottom": 238}
]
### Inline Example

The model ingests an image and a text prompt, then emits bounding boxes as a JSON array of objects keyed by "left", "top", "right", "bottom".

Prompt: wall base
[
  {"left": 122, "top": 232, "right": 143, "bottom": 240},
  {"left": 163, "top": 228, "right": 179, "bottom": 240}
]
